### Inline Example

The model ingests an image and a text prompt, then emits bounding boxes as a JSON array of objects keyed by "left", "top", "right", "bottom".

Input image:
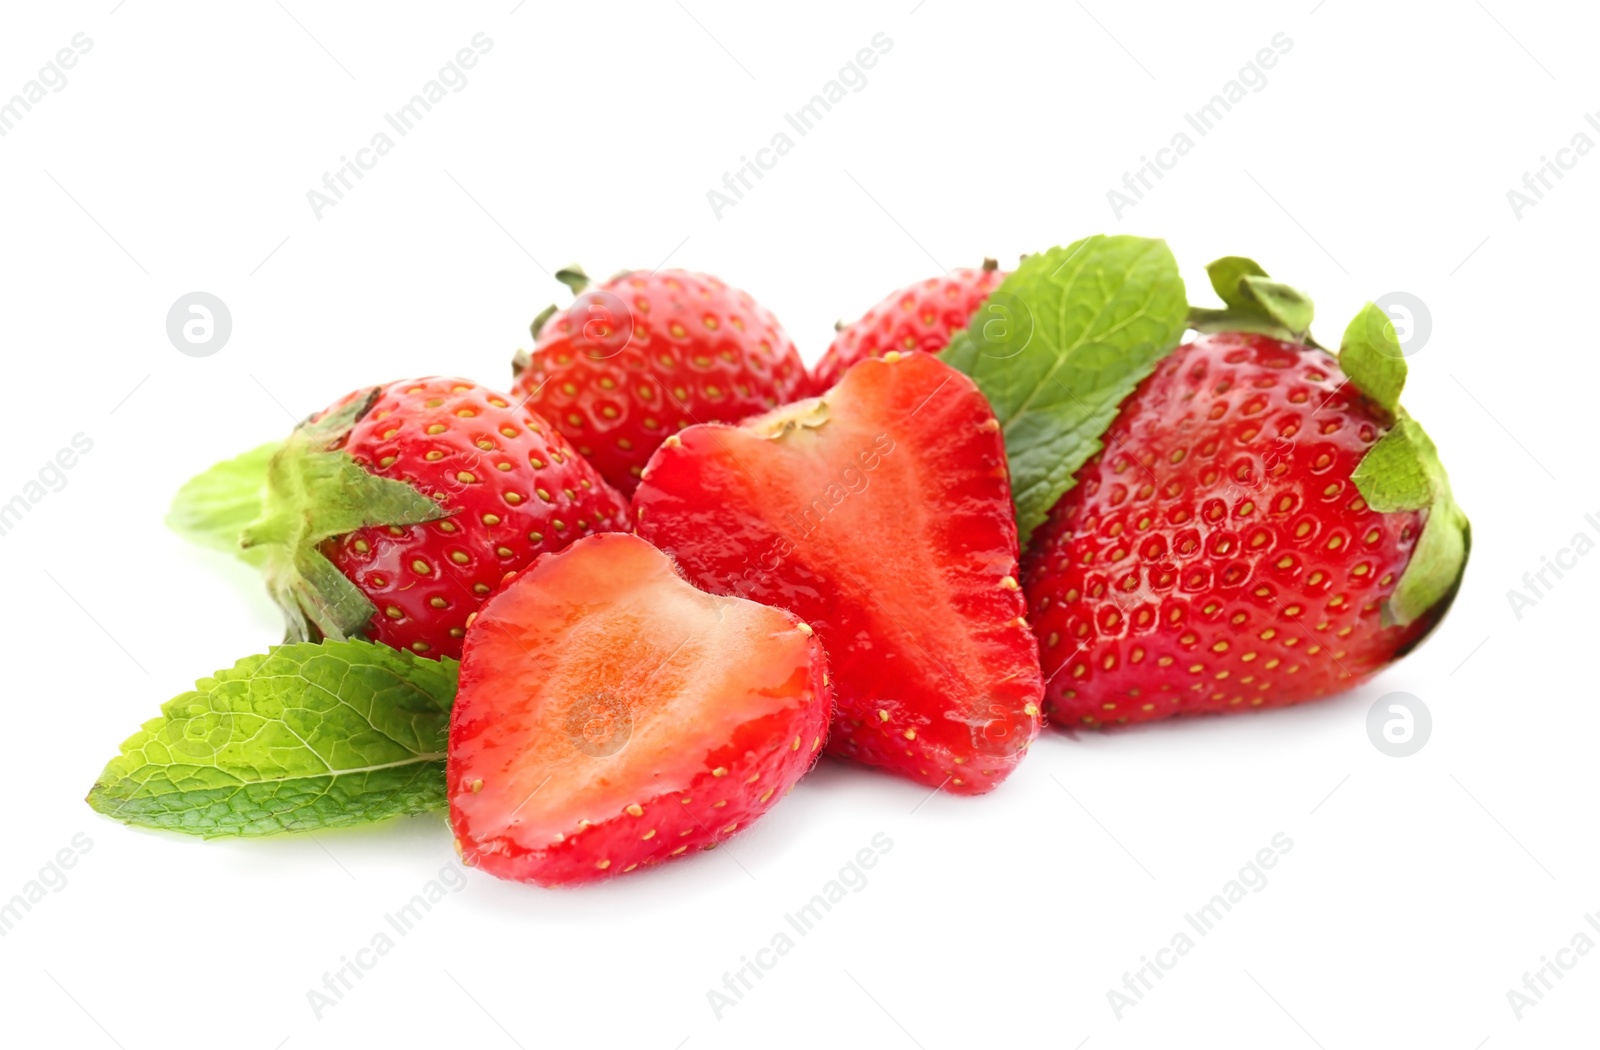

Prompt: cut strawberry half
[
  {"left": 447, "top": 532, "right": 831, "bottom": 886},
  {"left": 633, "top": 351, "right": 1044, "bottom": 795}
]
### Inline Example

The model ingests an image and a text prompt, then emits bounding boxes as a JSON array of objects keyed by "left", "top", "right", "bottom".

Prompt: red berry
[
  {"left": 510, "top": 269, "right": 808, "bottom": 495},
  {"left": 1023, "top": 332, "right": 1444, "bottom": 727},
  {"left": 447, "top": 533, "right": 831, "bottom": 886},
  {"left": 634, "top": 351, "right": 1043, "bottom": 794},
  {"left": 244, "top": 377, "right": 629, "bottom": 660},
  {"left": 810, "top": 261, "right": 1005, "bottom": 394}
]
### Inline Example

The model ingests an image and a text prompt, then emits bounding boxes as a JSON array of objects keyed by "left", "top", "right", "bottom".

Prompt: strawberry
[
  {"left": 447, "top": 532, "right": 831, "bottom": 886},
  {"left": 1022, "top": 272, "right": 1468, "bottom": 728},
  {"left": 240, "top": 377, "right": 629, "bottom": 660},
  {"left": 509, "top": 267, "right": 808, "bottom": 495},
  {"left": 633, "top": 351, "right": 1044, "bottom": 794},
  {"left": 809, "top": 259, "right": 1005, "bottom": 394}
]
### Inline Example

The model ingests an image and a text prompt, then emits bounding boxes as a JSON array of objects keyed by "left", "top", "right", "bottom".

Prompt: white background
[{"left": 1, "top": 1, "right": 1594, "bottom": 1046}]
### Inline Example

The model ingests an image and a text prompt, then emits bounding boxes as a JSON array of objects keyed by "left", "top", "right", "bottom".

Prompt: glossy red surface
[
  {"left": 510, "top": 270, "right": 808, "bottom": 495},
  {"left": 809, "top": 264, "right": 1006, "bottom": 394},
  {"left": 1023, "top": 333, "right": 1433, "bottom": 727},
  {"left": 634, "top": 352, "right": 1043, "bottom": 794},
  {"left": 322, "top": 377, "right": 629, "bottom": 660}
]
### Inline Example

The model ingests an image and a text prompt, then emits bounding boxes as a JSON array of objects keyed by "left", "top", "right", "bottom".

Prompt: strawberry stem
[{"left": 1186, "top": 256, "right": 1320, "bottom": 347}]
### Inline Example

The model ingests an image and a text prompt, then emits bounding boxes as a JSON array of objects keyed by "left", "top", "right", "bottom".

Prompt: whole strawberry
[
  {"left": 810, "top": 259, "right": 1005, "bottom": 394},
  {"left": 510, "top": 267, "right": 808, "bottom": 494},
  {"left": 1023, "top": 262, "right": 1467, "bottom": 727},
  {"left": 241, "top": 377, "right": 629, "bottom": 659}
]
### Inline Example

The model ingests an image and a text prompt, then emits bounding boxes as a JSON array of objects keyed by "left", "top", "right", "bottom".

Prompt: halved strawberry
[
  {"left": 447, "top": 532, "right": 831, "bottom": 886},
  {"left": 633, "top": 351, "right": 1043, "bottom": 795}
]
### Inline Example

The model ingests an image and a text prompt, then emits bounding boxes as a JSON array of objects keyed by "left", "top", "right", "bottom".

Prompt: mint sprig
[
  {"left": 940, "top": 235, "right": 1188, "bottom": 544},
  {"left": 86, "top": 641, "right": 458, "bottom": 837}
]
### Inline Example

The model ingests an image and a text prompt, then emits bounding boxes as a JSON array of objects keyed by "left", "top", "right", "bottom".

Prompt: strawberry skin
[
  {"left": 252, "top": 378, "right": 629, "bottom": 660},
  {"left": 810, "top": 261, "right": 1005, "bottom": 394},
  {"left": 447, "top": 533, "right": 831, "bottom": 886},
  {"left": 510, "top": 269, "right": 808, "bottom": 495},
  {"left": 1023, "top": 332, "right": 1441, "bottom": 727},
  {"left": 634, "top": 352, "right": 1043, "bottom": 794}
]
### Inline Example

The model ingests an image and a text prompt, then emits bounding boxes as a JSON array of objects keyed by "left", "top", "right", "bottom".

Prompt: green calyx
[
  {"left": 1338, "top": 302, "right": 1406, "bottom": 414},
  {"left": 166, "top": 441, "right": 283, "bottom": 568},
  {"left": 527, "top": 306, "right": 558, "bottom": 344},
  {"left": 555, "top": 264, "right": 590, "bottom": 296},
  {"left": 512, "top": 345, "right": 534, "bottom": 378},
  {"left": 525, "top": 263, "right": 592, "bottom": 346},
  {"left": 1339, "top": 305, "right": 1470, "bottom": 628},
  {"left": 1186, "top": 260, "right": 1467, "bottom": 629},
  {"left": 1187, "top": 256, "right": 1319, "bottom": 346},
  {"left": 239, "top": 389, "right": 449, "bottom": 643}
]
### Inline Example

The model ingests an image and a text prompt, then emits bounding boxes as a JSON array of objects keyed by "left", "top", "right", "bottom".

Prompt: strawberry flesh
[
  {"left": 634, "top": 352, "right": 1043, "bottom": 794},
  {"left": 447, "top": 533, "right": 831, "bottom": 886}
]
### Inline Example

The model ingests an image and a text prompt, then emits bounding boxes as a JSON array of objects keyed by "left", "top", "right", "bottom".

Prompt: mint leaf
[
  {"left": 87, "top": 641, "right": 458, "bottom": 837},
  {"left": 166, "top": 443, "right": 282, "bottom": 567},
  {"left": 1339, "top": 302, "right": 1406, "bottom": 413},
  {"left": 941, "top": 235, "right": 1187, "bottom": 544},
  {"left": 1352, "top": 416, "right": 1470, "bottom": 627}
]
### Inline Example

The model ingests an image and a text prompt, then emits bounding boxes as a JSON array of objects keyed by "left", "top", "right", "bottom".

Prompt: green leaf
[
  {"left": 251, "top": 446, "right": 448, "bottom": 548},
  {"left": 1205, "top": 256, "right": 1269, "bottom": 306},
  {"left": 1392, "top": 494, "right": 1470, "bottom": 629},
  {"left": 1187, "top": 256, "right": 1316, "bottom": 343},
  {"left": 1239, "top": 275, "right": 1315, "bottom": 338},
  {"left": 86, "top": 641, "right": 458, "bottom": 838},
  {"left": 1351, "top": 418, "right": 1433, "bottom": 512},
  {"left": 528, "top": 304, "right": 558, "bottom": 343},
  {"left": 1339, "top": 302, "right": 1407, "bottom": 414},
  {"left": 1352, "top": 416, "right": 1470, "bottom": 627},
  {"left": 166, "top": 443, "right": 282, "bottom": 567},
  {"left": 555, "top": 264, "right": 590, "bottom": 296},
  {"left": 941, "top": 235, "right": 1188, "bottom": 544}
]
